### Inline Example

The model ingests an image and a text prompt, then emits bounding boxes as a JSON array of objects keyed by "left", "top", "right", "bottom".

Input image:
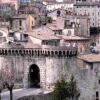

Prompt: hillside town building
[
  {"left": 10, "top": 14, "right": 36, "bottom": 31},
  {"left": 0, "top": 0, "right": 100, "bottom": 100},
  {"left": 0, "top": 28, "right": 77, "bottom": 89},
  {"left": 0, "top": 0, "right": 19, "bottom": 10},
  {"left": 43, "top": 1, "right": 74, "bottom": 11},
  {"left": 78, "top": 54, "right": 100, "bottom": 100},
  {"left": 74, "top": 1, "right": 100, "bottom": 27}
]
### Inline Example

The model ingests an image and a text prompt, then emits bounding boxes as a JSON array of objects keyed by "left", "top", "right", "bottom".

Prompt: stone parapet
[{"left": 0, "top": 47, "right": 77, "bottom": 57}]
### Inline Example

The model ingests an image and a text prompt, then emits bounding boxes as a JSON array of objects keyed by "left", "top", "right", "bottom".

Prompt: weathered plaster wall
[{"left": 1, "top": 55, "right": 98, "bottom": 100}]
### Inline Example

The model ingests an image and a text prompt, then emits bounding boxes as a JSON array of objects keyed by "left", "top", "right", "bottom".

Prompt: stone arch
[
  {"left": 26, "top": 50, "right": 28, "bottom": 55},
  {"left": 5, "top": 50, "right": 7, "bottom": 55},
  {"left": 23, "top": 50, "right": 25, "bottom": 54},
  {"left": 15, "top": 50, "right": 18, "bottom": 54},
  {"left": 45, "top": 51, "right": 47, "bottom": 56},
  {"left": 40, "top": 50, "right": 42, "bottom": 56},
  {"left": 11, "top": 50, "right": 14, "bottom": 55},
  {"left": 37, "top": 50, "right": 40, "bottom": 56},
  {"left": 32, "top": 50, "right": 34, "bottom": 56},
  {"left": 8, "top": 49, "right": 11, "bottom": 54},
  {"left": 63, "top": 51, "right": 65, "bottom": 56},
  {"left": 48, "top": 51, "right": 50, "bottom": 56},
  {"left": 19, "top": 50, "right": 22, "bottom": 55},
  {"left": 35, "top": 50, "right": 37, "bottom": 55},
  {"left": 28, "top": 64, "right": 40, "bottom": 88},
  {"left": 55, "top": 51, "right": 58, "bottom": 55},
  {"left": 69, "top": 51, "right": 72, "bottom": 57},
  {"left": 59, "top": 51, "right": 62, "bottom": 57},
  {"left": 29, "top": 50, "right": 31, "bottom": 55},
  {"left": 51, "top": 51, "right": 54, "bottom": 56},
  {"left": 67, "top": 51, "right": 69, "bottom": 57},
  {"left": 2, "top": 49, "right": 4, "bottom": 55}
]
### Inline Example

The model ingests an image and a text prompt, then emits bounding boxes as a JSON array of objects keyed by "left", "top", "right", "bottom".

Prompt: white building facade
[
  {"left": 74, "top": 2, "right": 100, "bottom": 27},
  {"left": 43, "top": 1, "right": 74, "bottom": 11}
]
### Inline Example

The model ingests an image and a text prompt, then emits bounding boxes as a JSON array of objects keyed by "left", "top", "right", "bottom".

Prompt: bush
[{"left": 52, "top": 76, "right": 80, "bottom": 100}]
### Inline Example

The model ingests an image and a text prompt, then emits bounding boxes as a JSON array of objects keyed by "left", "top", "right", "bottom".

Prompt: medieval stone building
[{"left": 0, "top": 28, "right": 77, "bottom": 90}]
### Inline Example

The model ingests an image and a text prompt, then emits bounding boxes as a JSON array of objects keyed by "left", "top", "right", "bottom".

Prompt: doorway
[{"left": 28, "top": 64, "right": 40, "bottom": 88}]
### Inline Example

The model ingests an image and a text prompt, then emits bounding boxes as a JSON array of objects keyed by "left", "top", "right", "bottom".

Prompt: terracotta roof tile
[{"left": 78, "top": 54, "right": 100, "bottom": 63}]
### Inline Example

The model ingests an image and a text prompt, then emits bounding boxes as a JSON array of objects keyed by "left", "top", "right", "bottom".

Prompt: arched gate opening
[{"left": 28, "top": 64, "right": 40, "bottom": 88}]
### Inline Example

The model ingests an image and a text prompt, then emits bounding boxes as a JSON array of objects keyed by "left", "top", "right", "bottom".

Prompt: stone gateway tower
[{"left": 0, "top": 30, "right": 77, "bottom": 90}]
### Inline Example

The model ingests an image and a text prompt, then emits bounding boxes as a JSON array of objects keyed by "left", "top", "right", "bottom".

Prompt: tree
[
  {"left": 45, "top": 16, "right": 52, "bottom": 23},
  {"left": 2, "top": 65, "right": 16, "bottom": 100},
  {"left": 52, "top": 79, "right": 69, "bottom": 100},
  {"left": 0, "top": 69, "right": 4, "bottom": 100},
  {"left": 67, "top": 76, "right": 80, "bottom": 100},
  {"left": 52, "top": 76, "right": 80, "bottom": 100},
  {"left": 43, "top": 16, "right": 52, "bottom": 25}
]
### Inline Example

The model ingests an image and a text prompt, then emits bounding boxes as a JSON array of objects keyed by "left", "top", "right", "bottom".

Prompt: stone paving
[{"left": 1, "top": 88, "right": 51, "bottom": 100}]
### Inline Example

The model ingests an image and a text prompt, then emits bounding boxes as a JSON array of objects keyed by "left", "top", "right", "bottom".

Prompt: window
[
  {"left": 57, "top": 10, "right": 61, "bottom": 17},
  {"left": 20, "top": 28, "right": 22, "bottom": 30},
  {"left": 96, "top": 91, "right": 99, "bottom": 100},
  {"left": 96, "top": 91, "right": 99, "bottom": 97},
  {"left": 98, "top": 79, "right": 100, "bottom": 84},
  {"left": 32, "top": 21, "right": 34, "bottom": 25},
  {"left": 93, "top": 23, "right": 94, "bottom": 26},
  {"left": 67, "top": 30, "right": 71, "bottom": 36}
]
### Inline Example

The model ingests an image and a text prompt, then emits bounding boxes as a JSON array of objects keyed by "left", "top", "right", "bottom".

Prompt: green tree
[
  {"left": 52, "top": 76, "right": 80, "bottom": 100},
  {"left": 43, "top": 16, "right": 52, "bottom": 25},
  {"left": 52, "top": 79, "right": 68, "bottom": 100},
  {"left": 67, "top": 76, "right": 80, "bottom": 100}
]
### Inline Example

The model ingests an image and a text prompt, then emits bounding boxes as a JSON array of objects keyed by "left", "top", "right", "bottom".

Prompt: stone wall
[
  {"left": 1, "top": 54, "right": 97, "bottom": 100},
  {"left": 0, "top": 54, "right": 77, "bottom": 89},
  {"left": 16, "top": 92, "right": 52, "bottom": 100}
]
